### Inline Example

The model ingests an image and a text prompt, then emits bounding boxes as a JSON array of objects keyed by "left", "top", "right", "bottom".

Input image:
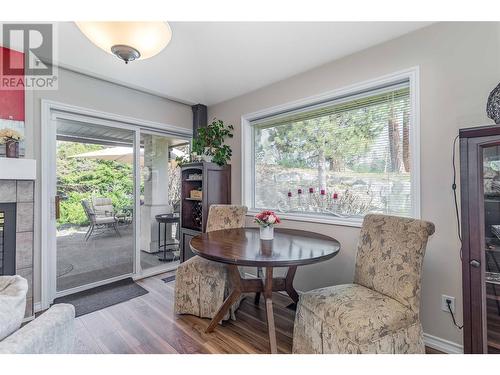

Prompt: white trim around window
[{"left": 241, "top": 67, "right": 420, "bottom": 228}]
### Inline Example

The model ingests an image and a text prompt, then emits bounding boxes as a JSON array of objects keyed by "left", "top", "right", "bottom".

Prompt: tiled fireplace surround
[{"left": 0, "top": 179, "right": 34, "bottom": 318}]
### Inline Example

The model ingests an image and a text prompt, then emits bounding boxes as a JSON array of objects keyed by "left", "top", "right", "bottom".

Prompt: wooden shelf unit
[{"left": 179, "top": 162, "right": 231, "bottom": 262}]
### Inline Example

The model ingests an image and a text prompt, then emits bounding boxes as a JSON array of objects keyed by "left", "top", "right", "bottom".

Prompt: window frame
[{"left": 241, "top": 67, "right": 420, "bottom": 228}]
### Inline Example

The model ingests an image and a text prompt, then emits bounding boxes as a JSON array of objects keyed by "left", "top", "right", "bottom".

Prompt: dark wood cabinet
[
  {"left": 460, "top": 124, "right": 500, "bottom": 353},
  {"left": 179, "top": 162, "right": 231, "bottom": 262},
  {"left": 180, "top": 229, "right": 198, "bottom": 262}
]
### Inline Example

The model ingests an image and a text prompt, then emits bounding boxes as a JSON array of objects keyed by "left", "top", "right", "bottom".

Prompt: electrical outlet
[{"left": 441, "top": 295, "right": 455, "bottom": 313}]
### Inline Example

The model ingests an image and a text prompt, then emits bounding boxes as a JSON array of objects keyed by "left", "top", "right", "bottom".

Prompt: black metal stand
[{"left": 155, "top": 214, "right": 180, "bottom": 262}]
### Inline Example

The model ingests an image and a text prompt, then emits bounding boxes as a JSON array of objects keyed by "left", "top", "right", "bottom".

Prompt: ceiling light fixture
[{"left": 75, "top": 22, "right": 172, "bottom": 64}]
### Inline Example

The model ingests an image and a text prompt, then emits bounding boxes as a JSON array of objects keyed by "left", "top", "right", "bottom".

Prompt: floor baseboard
[
  {"left": 423, "top": 333, "right": 463, "bottom": 354},
  {"left": 34, "top": 301, "right": 42, "bottom": 313},
  {"left": 22, "top": 315, "right": 35, "bottom": 324}
]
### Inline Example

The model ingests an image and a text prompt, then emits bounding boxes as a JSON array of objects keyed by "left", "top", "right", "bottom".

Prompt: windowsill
[{"left": 246, "top": 209, "right": 363, "bottom": 228}]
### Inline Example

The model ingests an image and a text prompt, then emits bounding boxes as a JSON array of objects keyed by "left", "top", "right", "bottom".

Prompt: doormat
[
  {"left": 57, "top": 262, "right": 74, "bottom": 278},
  {"left": 54, "top": 278, "right": 148, "bottom": 317},
  {"left": 162, "top": 275, "right": 176, "bottom": 283}
]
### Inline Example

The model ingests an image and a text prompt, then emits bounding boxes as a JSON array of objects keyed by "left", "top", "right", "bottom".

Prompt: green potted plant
[{"left": 190, "top": 118, "right": 234, "bottom": 166}]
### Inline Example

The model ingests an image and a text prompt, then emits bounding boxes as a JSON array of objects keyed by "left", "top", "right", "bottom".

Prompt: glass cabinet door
[{"left": 483, "top": 144, "right": 500, "bottom": 353}]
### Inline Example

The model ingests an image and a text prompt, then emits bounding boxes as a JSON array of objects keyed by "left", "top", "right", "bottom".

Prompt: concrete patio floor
[{"left": 56, "top": 225, "right": 178, "bottom": 291}]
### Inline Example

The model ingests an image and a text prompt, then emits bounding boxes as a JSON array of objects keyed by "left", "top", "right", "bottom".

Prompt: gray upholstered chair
[
  {"left": 91, "top": 197, "right": 115, "bottom": 217},
  {"left": 293, "top": 214, "right": 435, "bottom": 354},
  {"left": 174, "top": 204, "right": 247, "bottom": 321},
  {"left": 0, "top": 275, "right": 75, "bottom": 354},
  {"left": 82, "top": 198, "right": 120, "bottom": 240}
]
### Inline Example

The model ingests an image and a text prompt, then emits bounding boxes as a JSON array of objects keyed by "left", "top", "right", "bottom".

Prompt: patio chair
[
  {"left": 93, "top": 197, "right": 130, "bottom": 226},
  {"left": 81, "top": 199, "right": 120, "bottom": 241}
]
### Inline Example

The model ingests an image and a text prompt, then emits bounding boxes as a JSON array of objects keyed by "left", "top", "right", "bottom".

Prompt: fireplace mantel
[{"left": 0, "top": 158, "right": 36, "bottom": 180}]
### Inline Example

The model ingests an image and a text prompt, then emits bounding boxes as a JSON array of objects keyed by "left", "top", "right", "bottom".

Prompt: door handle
[
  {"left": 55, "top": 195, "right": 60, "bottom": 220},
  {"left": 470, "top": 259, "right": 481, "bottom": 268}
]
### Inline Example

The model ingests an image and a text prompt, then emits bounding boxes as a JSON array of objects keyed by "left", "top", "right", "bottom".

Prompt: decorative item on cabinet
[
  {"left": 179, "top": 161, "right": 231, "bottom": 262},
  {"left": 190, "top": 118, "right": 234, "bottom": 166},
  {"left": 189, "top": 189, "right": 202, "bottom": 200},
  {"left": 487, "top": 83, "right": 500, "bottom": 124},
  {"left": 175, "top": 118, "right": 234, "bottom": 167}
]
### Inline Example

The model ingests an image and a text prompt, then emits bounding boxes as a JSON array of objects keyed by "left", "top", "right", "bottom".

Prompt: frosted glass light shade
[{"left": 75, "top": 22, "right": 172, "bottom": 61}]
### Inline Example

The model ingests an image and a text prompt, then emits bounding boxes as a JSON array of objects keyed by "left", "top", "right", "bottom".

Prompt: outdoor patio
[{"left": 56, "top": 224, "right": 178, "bottom": 291}]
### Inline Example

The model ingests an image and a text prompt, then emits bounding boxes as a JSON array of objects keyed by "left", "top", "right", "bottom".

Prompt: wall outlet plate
[{"left": 441, "top": 294, "right": 455, "bottom": 313}]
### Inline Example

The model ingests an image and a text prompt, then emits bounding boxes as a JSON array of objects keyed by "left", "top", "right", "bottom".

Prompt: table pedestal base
[{"left": 205, "top": 265, "right": 299, "bottom": 354}]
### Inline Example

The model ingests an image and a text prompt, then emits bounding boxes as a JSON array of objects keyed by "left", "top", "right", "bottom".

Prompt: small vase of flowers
[
  {"left": 254, "top": 210, "right": 281, "bottom": 240},
  {"left": 0, "top": 129, "right": 23, "bottom": 158}
]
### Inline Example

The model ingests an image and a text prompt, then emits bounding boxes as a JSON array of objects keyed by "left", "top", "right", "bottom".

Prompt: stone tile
[
  {"left": 16, "top": 180, "right": 34, "bottom": 202},
  {"left": 16, "top": 231, "right": 33, "bottom": 269},
  {"left": 0, "top": 180, "right": 16, "bottom": 203},
  {"left": 25, "top": 297, "right": 33, "bottom": 318},
  {"left": 17, "top": 267, "right": 32, "bottom": 299},
  {"left": 16, "top": 202, "right": 33, "bottom": 232}
]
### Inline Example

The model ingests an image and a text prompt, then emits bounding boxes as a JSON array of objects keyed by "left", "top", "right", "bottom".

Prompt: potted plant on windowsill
[
  {"left": 0, "top": 129, "right": 23, "bottom": 158},
  {"left": 191, "top": 118, "right": 234, "bottom": 166}
]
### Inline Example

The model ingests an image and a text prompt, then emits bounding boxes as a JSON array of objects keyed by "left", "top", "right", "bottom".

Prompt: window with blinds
[{"left": 251, "top": 80, "right": 413, "bottom": 219}]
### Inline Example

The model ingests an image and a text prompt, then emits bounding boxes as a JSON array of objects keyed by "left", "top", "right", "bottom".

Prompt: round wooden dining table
[{"left": 190, "top": 227, "right": 341, "bottom": 354}]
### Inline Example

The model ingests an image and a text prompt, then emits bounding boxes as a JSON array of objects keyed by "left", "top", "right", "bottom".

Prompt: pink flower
[{"left": 254, "top": 210, "right": 281, "bottom": 226}]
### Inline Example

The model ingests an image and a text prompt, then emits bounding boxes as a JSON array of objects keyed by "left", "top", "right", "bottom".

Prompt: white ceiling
[{"left": 48, "top": 22, "right": 432, "bottom": 105}]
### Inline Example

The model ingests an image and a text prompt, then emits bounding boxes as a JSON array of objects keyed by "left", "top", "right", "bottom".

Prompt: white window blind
[{"left": 251, "top": 80, "right": 413, "bottom": 219}]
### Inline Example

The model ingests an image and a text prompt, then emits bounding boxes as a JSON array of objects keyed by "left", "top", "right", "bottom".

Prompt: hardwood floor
[
  {"left": 74, "top": 271, "right": 293, "bottom": 353},
  {"left": 73, "top": 272, "right": 442, "bottom": 354}
]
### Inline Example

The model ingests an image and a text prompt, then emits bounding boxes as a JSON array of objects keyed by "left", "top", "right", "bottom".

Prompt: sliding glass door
[
  {"left": 55, "top": 120, "right": 136, "bottom": 293},
  {"left": 50, "top": 117, "right": 191, "bottom": 298},
  {"left": 139, "top": 131, "right": 186, "bottom": 273}
]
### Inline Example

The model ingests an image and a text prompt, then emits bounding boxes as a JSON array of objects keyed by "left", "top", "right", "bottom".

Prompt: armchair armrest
[{"left": 0, "top": 304, "right": 75, "bottom": 354}]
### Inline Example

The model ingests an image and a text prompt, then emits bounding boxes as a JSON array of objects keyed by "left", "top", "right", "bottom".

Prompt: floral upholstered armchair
[
  {"left": 293, "top": 214, "right": 435, "bottom": 354},
  {"left": 174, "top": 204, "right": 247, "bottom": 321}
]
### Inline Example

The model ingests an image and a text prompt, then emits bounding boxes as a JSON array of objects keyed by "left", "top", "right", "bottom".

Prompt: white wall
[
  {"left": 25, "top": 67, "right": 192, "bottom": 304},
  {"left": 208, "top": 22, "right": 500, "bottom": 348}
]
